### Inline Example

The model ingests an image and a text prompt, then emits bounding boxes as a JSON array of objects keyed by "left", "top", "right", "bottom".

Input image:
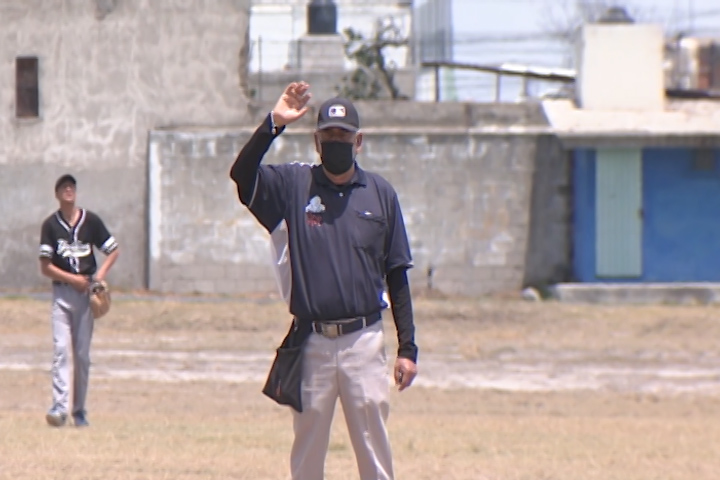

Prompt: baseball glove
[{"left": 89, "top": 280, "right": 111, "bottom": 319}]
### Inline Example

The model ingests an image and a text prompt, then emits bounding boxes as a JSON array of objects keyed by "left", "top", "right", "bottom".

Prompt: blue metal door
[{"left": 642, "top": 148, "right": 720, "bottom": 281}]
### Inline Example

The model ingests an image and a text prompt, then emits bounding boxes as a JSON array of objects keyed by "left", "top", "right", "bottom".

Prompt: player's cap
[
  {"left": 55, "top": 174, "right": 77, "bottom": 191},
  {"left": 316, "top": 97, "right": 360, "bottom": 132}
]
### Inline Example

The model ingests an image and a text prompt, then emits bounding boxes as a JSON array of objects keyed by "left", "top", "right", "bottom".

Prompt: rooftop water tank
[{"left": 307, "top": 0, "right": 337, "bottom": 35}]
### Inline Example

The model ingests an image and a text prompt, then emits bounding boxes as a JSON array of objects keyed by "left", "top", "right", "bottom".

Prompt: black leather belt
[{"left": 311, "top": 313, "right": 382, "bottom": 339}]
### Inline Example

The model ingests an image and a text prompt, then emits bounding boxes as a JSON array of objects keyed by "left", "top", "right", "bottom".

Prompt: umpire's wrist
[
  {"left": 268, "top": 111, "right": 286, "bottom": 136},
  {"left": 397, "top": 346, "right": 418, "bottom": 364}
]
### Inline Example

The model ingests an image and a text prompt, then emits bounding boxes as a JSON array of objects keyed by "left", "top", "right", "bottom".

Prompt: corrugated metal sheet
[{"left": 595, "top": 148, "right": 643, "bottom": 277}]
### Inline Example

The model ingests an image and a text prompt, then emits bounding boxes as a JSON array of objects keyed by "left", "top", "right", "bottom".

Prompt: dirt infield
[{"left": 1, "top": 296, "right": 720, "bottom": 479}]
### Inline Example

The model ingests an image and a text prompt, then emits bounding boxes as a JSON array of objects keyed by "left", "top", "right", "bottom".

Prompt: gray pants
[
  {"left": 291, "top": 321, "right": 394, "bottom": 480},
  {"left": 50, "top": 283, "right": 94, "bottom": 416}
]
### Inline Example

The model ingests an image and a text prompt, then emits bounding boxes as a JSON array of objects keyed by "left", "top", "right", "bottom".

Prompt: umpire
[{"left": 230, "top": 81, "right": 418, "bottom": 480}]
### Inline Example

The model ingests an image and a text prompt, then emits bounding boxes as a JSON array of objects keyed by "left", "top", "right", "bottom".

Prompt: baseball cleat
[
  {"left": 72, "top": 412, "right": 89, "bottom": 427},
  {"left": 45, "top": 408, "right": 67, "bottom": 427}
]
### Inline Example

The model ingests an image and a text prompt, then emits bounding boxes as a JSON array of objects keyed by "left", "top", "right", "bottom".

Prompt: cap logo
[{"left": 328, "top": 105, "right": 346, "bottom": 118}]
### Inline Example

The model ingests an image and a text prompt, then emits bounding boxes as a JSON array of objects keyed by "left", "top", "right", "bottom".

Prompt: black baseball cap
[
  {"left": 316, "top": 97, "right": 360, "bottom": 132},
  {"left": 55, "top": 174, "right": 77, "bottom": 191}
]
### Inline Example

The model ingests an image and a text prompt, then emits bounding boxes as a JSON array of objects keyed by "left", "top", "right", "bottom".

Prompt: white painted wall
[{"left": 576, "top": 23, "right": 665, "bottom": 111}]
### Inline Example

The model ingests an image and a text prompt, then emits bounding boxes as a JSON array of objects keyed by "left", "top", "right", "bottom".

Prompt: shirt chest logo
[
  {"left": 57, "top": 239, "right": 92, "bottom": 259},
  {"left": 305, "top": 195, "right": 326, "bottom": 227}
]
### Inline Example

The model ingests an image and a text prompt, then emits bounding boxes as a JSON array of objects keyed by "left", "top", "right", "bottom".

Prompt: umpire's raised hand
[{"left": 272, "top": 82, "right": 312, "bottom": 127}]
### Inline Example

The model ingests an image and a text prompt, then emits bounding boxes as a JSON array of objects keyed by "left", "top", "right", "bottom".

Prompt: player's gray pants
[{"left": 50, "top": 283, "right": 94, "bottom": 416}]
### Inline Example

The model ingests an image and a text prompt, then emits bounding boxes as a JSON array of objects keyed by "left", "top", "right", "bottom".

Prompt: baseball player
[
  {"left": 38, "top": 174, "right": 120, "bottom": 427},
  {"left": 231, "top": 82, "right": 418, "bottom": 480}
]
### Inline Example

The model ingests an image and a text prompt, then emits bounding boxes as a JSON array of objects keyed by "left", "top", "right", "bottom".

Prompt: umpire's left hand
[{"left": 394, "top": 358, "right": 417, "bottom": 391}]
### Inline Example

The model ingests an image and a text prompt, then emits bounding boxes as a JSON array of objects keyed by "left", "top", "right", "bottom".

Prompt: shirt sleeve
[
  {"left": 39, "top": 220, "right": 54, "bottom": 259},
  {"left": 247, "top": 164, "right": 292, "bottom": 233},
  {"left": 248, "top": 162, "right": 311, "bottom": 233},
  {"left": 230, "top": 113, "right": 285, "bottom": 204},
  {"left": 384, "top": 193, "right": 413, "bottom": 273},
  {"left": 387, "top": 266, "right": 418, "bottom": 362},
  {"left": 229, "top": 113, "right": 291, "bottom": 233},
  {"left": 92, "top": 214, "right": 119, "bottom": 255}
]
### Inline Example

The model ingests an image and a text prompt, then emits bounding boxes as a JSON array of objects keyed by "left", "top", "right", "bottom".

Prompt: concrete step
[{"left": 550, "top": 283, "right": 720, "bottom": 305}]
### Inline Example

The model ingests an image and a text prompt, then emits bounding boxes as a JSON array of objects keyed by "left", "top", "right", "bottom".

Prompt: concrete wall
[
  {"left": 247, "top": 68, "right": 417, "bottom": 103},
  {"left": 0, "top": 0, "right": 251, "bottom": 290},
  {"left": 148, "top": 101, "right": 567, "bottom": 297},
  {"left": 523, "top": 135, "right": 573, "bottom": 289}
]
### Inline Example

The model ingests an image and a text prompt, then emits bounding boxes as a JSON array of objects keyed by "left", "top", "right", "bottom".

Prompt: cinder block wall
[{"left": 147, "top": 101, "right": 569, "bottom": 297}]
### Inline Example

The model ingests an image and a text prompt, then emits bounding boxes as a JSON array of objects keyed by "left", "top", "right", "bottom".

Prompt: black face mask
[{"left": 320, "top": 141, "right": 355, "bottom": 175}]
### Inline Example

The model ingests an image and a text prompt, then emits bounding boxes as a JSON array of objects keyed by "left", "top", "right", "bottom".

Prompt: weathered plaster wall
[
  {"left": 0, "top": 0, "right": 251, "bottom": 289},
  {"left": 147, "top": 101, "right": 568, "bottom": 297}
]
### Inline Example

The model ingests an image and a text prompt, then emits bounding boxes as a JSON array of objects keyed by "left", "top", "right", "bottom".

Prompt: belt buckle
[{"left": 320, "top": 323, "right": 340, "bottom": 339}]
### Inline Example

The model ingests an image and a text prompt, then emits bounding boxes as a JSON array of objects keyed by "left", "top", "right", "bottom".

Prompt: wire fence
[
  {"left": 247, "top": 34, "right": 573, "bottom": 102},
  {"left": 246, "top": 34, "right": 720, "bottom": 103},
  {"left": 249, "top": 38, "right": 304, "bottom": 73}
]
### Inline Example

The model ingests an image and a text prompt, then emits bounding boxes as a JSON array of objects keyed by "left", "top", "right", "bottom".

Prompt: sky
[{"left": 443, "top": 0, "right": 720, "bottom": 101}]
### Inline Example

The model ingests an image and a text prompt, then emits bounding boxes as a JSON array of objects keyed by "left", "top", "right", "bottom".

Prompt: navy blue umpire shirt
[{"left": 230, "top": 113, "right": 418, "bottom": 362}]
